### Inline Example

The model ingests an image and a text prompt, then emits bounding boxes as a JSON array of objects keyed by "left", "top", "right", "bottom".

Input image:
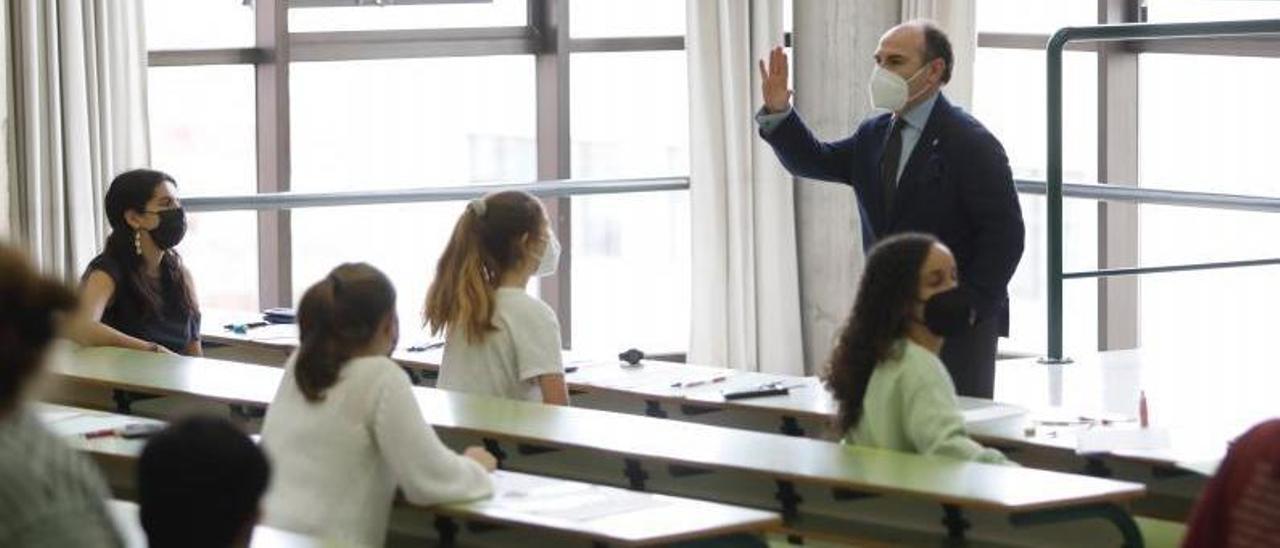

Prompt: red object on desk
[
  {"left": 83, "top": 428, "right": 116, "bottom": 439},
  {"left": 1138, "top": 391, "right": 1149, "bottom": 429}
]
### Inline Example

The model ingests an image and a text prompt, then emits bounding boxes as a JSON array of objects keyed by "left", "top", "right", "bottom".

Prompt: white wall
[{"left": 792, "top": 0, "right": 898, "bottom": 373}]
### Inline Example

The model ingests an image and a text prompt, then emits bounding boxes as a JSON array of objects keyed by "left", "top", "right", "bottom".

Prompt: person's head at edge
[
  {"left": 294, "top": 262, "right": 399, "bottom": 403},
  {"left": 873, "top": 20, "right": 953, "bottom": 114},
  {"left": 823, "top": 233, "right": 958, "bottom": 434},
  {"left": 0, "top": 244, "right": 78, "bottom": 418},
  {"left": 138, "top": 415, "right": 271, "bottom": 548},
  {"left": 102, "top": 168, "right": 197, "bottom": 319},
  {"left": 1182, "top": 419, "right": 1280, "bottom": 547}
]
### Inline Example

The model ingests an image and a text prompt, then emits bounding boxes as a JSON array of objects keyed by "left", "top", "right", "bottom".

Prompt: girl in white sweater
[
  {"left": 823, "top": 233, "right": 1011, "bottom": 465},
  {"left": 261, "top": 263, "right": 496, "bottom": 546}
]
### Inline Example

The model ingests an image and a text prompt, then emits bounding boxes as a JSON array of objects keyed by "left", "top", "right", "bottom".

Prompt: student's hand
[
  {"left": 464, "top": 446, "right": 498, "bottom": 472},
  {"left": 148, "top": 342, "right": 177, "bottom": 355},
  {"left": 758, "top": 46, "right": 793, "bottom": 114}
]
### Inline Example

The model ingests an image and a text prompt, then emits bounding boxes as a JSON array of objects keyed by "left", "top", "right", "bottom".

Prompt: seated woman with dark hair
[
  {"left": 66, "top": 168, "right": 201, "bottom": 356},
  {"left": 0, "top": 243, "right": 123, "bottom": 547},
  {"left": 823, "top": 232, "right": 1011, "bottom": 464}
]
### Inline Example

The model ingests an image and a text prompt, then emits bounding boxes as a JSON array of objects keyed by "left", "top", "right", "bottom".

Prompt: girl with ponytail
[
  {"left": 424, "top": 191, "right": 569, "bottom": 405},
  {"left": 261, "top": 263, "right": 495, "bottom": 547}
]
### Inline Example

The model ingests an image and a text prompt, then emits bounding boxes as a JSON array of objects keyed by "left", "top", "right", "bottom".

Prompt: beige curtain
[
  {"left": 2, "top": 1, "right": 11, "bottom": 240},
  {"left": 7, "top": 0, "right": 150, "bottom": 279},
  {"left": 687, "top": 0, "right": 805, "bottom": 374}
]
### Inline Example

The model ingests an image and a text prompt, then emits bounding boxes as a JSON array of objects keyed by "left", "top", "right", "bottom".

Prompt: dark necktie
[{"left": 880, "top": 116, "right": 908, "bottom": 217}]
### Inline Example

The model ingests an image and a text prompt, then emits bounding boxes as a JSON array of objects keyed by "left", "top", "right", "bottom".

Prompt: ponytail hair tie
[{"left": 468, "top": 198, "right": 488, "bottom": 217}]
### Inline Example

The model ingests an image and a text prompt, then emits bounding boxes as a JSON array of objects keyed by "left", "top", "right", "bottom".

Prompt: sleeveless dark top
[{"left": 82, "top": 253, "right": 201, "bottom": 354}]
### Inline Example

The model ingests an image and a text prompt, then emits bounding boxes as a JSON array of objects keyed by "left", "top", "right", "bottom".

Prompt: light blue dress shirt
[{"left": 756, "top": 91, "right": 941, "bottom": 184}]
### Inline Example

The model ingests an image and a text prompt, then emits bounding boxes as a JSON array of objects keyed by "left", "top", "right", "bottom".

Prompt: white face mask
[
  {"left": 868, "top": 63, "right": 928, "bottom": 112},
  {"left": 534, "top": 232, "right": 561, "bottom": 277}
]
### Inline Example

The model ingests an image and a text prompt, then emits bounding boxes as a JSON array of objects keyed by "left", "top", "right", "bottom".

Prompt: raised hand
[{"left": 758, "top": 46, "right": 793, "bottom": 114}]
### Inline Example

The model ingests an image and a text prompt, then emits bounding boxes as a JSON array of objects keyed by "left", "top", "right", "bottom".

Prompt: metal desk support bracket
[{"left": 1010, "top": 503, "right": 1144, "bottom": 548}]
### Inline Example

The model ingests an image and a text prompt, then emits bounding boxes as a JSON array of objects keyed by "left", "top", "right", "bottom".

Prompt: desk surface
[
  {"left": 985, "top": 346, "right": 1271, "bottom": 472},
  {"left": 108, "top": 499, "right": 346, "bottom": 548},
  {"left": 54, "top": 347, "right": 1144, "bottom": 514},
  {"left": 203, "top": 309, "right": 1022, "bottom": 427},
  {"left": 46, "top": 404, "right": 781, "bottom": 547},
  {"left": 147, "top": 317, "right": 1244, "bottom": 474}
]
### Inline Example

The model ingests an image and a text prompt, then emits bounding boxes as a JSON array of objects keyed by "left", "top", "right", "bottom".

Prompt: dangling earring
[{"left": 134, "top": 230, "right": 143, "bottom": 256}]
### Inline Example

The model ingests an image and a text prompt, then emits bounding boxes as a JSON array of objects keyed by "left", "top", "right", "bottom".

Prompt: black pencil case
[{"left": 723, "top": 386, "right": 789, "bottom": 400}]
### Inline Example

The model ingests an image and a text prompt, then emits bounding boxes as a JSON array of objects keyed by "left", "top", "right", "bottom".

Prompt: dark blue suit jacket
[{"left": 760, "top": 94, "right": 1025, "bottom": 333}]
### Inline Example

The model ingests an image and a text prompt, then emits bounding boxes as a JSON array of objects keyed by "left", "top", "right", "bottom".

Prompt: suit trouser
[{"left": 939, "top": 313, "right": 1000, "bottom": 399}]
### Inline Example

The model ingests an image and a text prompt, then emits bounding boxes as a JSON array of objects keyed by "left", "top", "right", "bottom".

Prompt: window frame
[
  {"left": 977, "top": 0, "right": 1280, "bottom": 352},
  {"left": 146, "top": 0, "right": 686, "bottom": 347}
]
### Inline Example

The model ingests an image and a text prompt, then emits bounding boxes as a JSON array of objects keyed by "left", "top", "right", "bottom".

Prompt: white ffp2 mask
[
  {"left": 535, "top": 233, "right": 561, "bottom": 277},
  {"left": 868, "top": 64, "right": 928, "bottom": 112}
]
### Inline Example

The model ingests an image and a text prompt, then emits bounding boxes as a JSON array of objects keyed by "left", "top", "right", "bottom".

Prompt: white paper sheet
[
  {"left": 491, "top": 472, "right": 669, "bottom": 522},
  {"left": 1076, "top": 427, "right": 1171, "bottom": 455},
  {"left": 961, "top": 403, "right": 1027, "bottom": 424}
]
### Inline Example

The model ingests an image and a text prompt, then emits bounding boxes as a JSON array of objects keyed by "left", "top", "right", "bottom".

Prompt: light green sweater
[{"left": 843, "top": 339, "right": 1011, "bottom": 465}]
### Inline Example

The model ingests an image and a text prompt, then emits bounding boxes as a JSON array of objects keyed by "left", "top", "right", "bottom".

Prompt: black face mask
[
  {"left": 921, "top": 287, "right": 975, "bottom": 337},
  {"left": 149, "top": 208, "right": 187, "bottom": 250}
]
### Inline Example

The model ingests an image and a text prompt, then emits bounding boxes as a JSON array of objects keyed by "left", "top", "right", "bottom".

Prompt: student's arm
[
  {"left": 66, "top": 270, "right": 172, "bottom": 353},
  {"left": 901, "top": 356, "right": 1012, "bottom": 465},
  {"left": 536, "top": 374, "right": 569, "bottom": 406},
  {"left": 373, "top": 368, "right": 493, "bottom": 506},
  {"left": 182, "top": 266, "right": 204, "bottom": 357}
]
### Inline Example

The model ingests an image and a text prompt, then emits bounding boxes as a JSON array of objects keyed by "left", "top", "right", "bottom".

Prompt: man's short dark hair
[
  {"left": 139, "top": 416, "right": 270, "bottom": 548},
  {"left": 921, "top": 22, "right": 954, "bottom": 84}
]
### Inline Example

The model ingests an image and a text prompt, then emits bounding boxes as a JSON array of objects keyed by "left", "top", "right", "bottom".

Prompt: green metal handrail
[{"left": 1045, "top": 19, "right": 1280, "bottom": 363}]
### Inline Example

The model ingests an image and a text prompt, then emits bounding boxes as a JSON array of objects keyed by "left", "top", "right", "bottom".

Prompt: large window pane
[
  {"left": 570, "top": 193, "right": 690, "bottom": 356},
  {"left": 973, "top": 49, "right": 1098, "bottom": 184},
  {"left": 571, "top": 51, "right": 689, "bottom": 354},
  {"left": 1139, "top": 54, "right": 1280, "bottom": 346},
  {"left": 976, "top": 0, "right": 1096, "bottom": 34},
  {"left": 1145, "top": 0, "right": 1280, "bottom": 23},
  {"left": 148, "top": 65, "right": 259, "bottom": 310},
  {"left": 291, "top": 202, "right": 471, "bottom": 339},
  {"left": 290, "top": 56, "right": 536, "bottom": 192},
  {"left": 144, "top": 0, "right": 254, "bottom": 50},
  {"left": 571, "top": 51, "right": 688, "bottom": 178},
  {"left": 148, "top": 66, "right": 257, "bottom": 197},
  {"left": 570, "top": 0, "right": 685, "bottom": 38},
  {"left": 182, "top": 212, "right": 260, "bottom": 312},
  {"left": 972, "top": 48, "right": 1099, "bottom": 354},
  {"left": 288, "top": 0, "right": 526, "bottom": 32}
]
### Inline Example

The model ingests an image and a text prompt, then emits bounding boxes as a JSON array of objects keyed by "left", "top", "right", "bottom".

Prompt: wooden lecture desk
[
  {"left": 51, "top": 347, "right": 1150, "bottom": 546},
  {"left": 43, "top": 403, "right": 781, "bottom": 547},
  {"left": 202, "top": 310, "right": 1228, "bottom": 481}
]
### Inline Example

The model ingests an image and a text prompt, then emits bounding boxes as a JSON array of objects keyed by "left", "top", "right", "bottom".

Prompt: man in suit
[{"left": 756, "top": 21, "right": 1024, "bottom": 398}]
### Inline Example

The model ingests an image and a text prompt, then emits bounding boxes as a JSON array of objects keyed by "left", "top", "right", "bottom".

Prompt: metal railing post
[
  {"left": 1045, "top": 33, "right": 1068, "bottom": 363},
  {"left": 1041, "top": 19, "right": 1280, "bottom": 363}
]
